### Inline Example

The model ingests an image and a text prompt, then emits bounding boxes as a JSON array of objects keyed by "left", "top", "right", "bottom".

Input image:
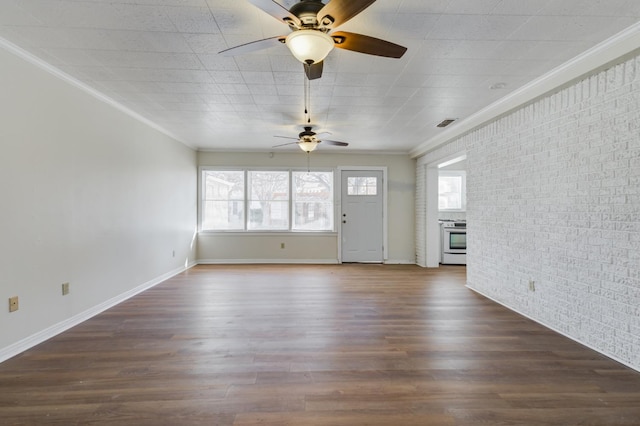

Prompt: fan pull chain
[
  {"left": 307, "top": 151, "right": 310, "bottom": 173},
  {"left": 303, "top": 69, "right": 308, "bottom": 121}
]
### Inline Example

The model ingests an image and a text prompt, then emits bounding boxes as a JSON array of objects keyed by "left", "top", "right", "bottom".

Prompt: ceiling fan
[
  {"left": 219, "top": 0, "right": 407, "bottom": 80},
  {"left": 273, "top": 126, "right": 349, "bottom": 152}
]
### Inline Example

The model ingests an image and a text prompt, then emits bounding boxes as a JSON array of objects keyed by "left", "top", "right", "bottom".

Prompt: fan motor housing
[
  {"left": 290, "top": 0, "right": 325, "bottom": 26},
  {"left": 299, "top": 127, "right": 316, "bottom": 138}
]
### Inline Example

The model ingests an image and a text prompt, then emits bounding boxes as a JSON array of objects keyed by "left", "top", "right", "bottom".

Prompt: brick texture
[
  {"left": 415, "top": 163, "right": 426, "bottom": 266},
  {"left": 417, "top": 54, "right": 640, "bottom": 370}
]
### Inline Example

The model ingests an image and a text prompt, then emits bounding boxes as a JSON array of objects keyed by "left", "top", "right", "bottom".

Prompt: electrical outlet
[
  {"left": 528, "top": 280, "right": 536, "bottom": 292},
  {"left": 280, "top": 242, "right": 285, "bottom": 249},
  {"left": 9, "top": 296, "right": 19, "bottom": 312},
  {"left": 62, "top": 282, "right": 70, "bottom": 296}
]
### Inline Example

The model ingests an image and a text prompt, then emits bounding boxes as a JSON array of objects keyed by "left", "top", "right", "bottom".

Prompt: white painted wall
[
  {"left": 0, "top": 46, "right": 197, "bottom": 359},
  {"left": 197, "top": 151, "right": 416, "bottom": 264},
  {"left": 417, "top": 53, "right": 640, "bottom": 370}
]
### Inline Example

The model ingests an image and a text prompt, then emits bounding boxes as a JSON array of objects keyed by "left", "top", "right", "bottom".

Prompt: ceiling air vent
[{"left": 437, "top": 119, "right": 456, "bottom": 128}]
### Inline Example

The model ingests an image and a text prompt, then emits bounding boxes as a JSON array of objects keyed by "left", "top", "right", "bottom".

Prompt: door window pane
[
  {"left": 347, "top": 176, "right": 377, "bottom": 195},
  {"left": 247, "top": 171, "right": 289, "bottom": 230},
  {"left": 293, "top": 171, "right": 334, "bottom": 231}
]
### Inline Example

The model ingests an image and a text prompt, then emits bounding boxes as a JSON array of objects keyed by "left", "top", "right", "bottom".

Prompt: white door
[{"left": 340, "top": 170, "right": 384, "bottom": 263}]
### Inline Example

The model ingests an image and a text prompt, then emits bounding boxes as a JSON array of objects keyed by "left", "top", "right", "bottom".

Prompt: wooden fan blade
[
  {"left": 317, "top": 0, "right": 377, "bottom": 28},
  {"left": 273, "top": 141, "right": 300, "bottom": 148},
  {"left": 321, "top": 139, "right": 349, "bottom": 146},
  {"left": 247, "top": 0, "right": 301, "bottom": 27},
  {"left": 304, "top": 61, "right": 324, "bottom": 80},
  {"left": 315, "top": 131, "right": 332, "bottom": 139},
  {"left": 331, "top": 31, "right": 407, "bottom": 58},
  {"left": 274, "top": 136, "right": 299, "bottom": 140},
  {"left": 219, "top": 36, "right": 286, "bottom": 56}
]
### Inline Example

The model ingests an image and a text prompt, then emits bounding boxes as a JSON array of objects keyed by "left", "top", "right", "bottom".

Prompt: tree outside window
[
  {"left": 293, "top": 171, "right": 333, "bottom": 231},
  {"left": 201, "top": 169, "right": 335, "bottom": 232},
  {"left": 247, "top": 171, "right": 289, "bottom": 230}
]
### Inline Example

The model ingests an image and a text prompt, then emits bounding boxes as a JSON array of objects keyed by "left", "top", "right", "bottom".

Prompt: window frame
[
  {"left": 292, "top": 170, "right": 335, "bottom": 232},
  {"left": 438, "top": 170, "right": 467, "bottom": 212},
  {"left": 199, "top": 166, "right": 337, "bottom": 234},
  {"left": 200, "top": 169, "right": 246, "bottom": 231},
  {"left": 247, "top": 170, "right": 291, "bottom": 231}
]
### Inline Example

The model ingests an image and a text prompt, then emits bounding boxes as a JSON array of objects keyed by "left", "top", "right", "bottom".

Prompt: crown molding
[
  {"left": 410, "top": 22, "right": 640, "bottom": 159},
  {"left": 0, "top": 36, "right": 194, "bottom": 150},
  {"left": 197, "top": 147, "right": 412, "bottom": 156}
]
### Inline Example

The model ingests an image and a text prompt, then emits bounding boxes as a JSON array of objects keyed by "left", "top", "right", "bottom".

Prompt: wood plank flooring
[{"left": 1, "top": 264, "right": 640, "bottom": 425}]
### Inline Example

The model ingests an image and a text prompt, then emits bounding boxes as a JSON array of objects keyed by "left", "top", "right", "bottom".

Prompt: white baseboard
[
  {"left": 197, "top": 259, "right": 340, "bottom": 264},
  {"left": 466, "top": 284, "right": 640, "bottom": 373},
  {"left": 1, "top": 260, "right": 416, "bottom": 364},
  {"left": 198, "top": 259, "right": 416, "bottom": 265},
  {"left": 0, "top": 263, "right": 196, "bottom": 364}
]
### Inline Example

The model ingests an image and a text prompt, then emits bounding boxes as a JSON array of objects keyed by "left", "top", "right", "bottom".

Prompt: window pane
[
  {"left": 202, "top": 171, "right": 244, "bottom": 230},
  {"left": 202, "top": 201, "right": 244, "bottom": 230},
  {"left": 439, "top": 175, "right": 462, "bottom": 210},
  {"left": 293, "top": 171, "right": 334, "bottom": 231},
  {"left": 347, "top": 177, "right": 377, "bottom": 195},
  {"left": 247, "top": 171, "right": 289, "bottom": 230}
]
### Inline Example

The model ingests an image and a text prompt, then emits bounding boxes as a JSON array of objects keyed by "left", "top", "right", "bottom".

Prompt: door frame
[
  {"left": 337, "top": 166, "right": 388, "bottom": 263},
  {"left": 419, "top": 151, "right": 466, "bottom": 268}
]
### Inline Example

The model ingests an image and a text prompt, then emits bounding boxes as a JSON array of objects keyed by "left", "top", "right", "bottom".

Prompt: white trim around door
[{"left": 337, "top": 166, "right": 388, "bottom": 263}]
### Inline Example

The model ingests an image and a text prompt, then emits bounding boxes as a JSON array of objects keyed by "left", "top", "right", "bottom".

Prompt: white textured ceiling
[{"left": 1, "top": 0, "right": 639, "bottom": 153}]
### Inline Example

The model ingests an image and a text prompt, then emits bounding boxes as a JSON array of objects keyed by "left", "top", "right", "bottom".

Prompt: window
[
  {"left": 438, "top": 171, "right": 466, "bottom": 211},
  {"left": 248, "top": 171, "right": 289, "bottom": 230},
  {"left": 293, "top": 171, "right": 334, "bottom": 231},
  {"left": 347, "top": 176, "right": 377, "bottom": 195},
  {"left": 201, "top": 170, "right": 244, "bottom": 230},
  {"left": 201, "top": 168, "right": 335, "bottom": 232}
]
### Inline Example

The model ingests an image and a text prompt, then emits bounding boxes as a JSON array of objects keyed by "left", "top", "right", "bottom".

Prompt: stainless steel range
[{"left": 440, "top": 220, "right": 466, "bottom": 265}]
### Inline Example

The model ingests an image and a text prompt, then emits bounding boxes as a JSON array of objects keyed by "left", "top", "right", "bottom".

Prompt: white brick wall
[
  {"left": 417, "top": 53, "right": 640, "bottom": 370},
  {"left": 415, "top": 163, "right": 426, "bottom": 266}
]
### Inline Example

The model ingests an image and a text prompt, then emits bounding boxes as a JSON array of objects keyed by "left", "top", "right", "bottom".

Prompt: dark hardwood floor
[{"left": 1, "top": 264, "right": 640, "bottom": 425}]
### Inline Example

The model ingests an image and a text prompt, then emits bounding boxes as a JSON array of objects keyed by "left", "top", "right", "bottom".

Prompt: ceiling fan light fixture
[
  {"left": 298, "top": 140, "right": 318, "bottom": 152},
  {"left": 286, "top": 30, "right": 335, "bottom": 64}
]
